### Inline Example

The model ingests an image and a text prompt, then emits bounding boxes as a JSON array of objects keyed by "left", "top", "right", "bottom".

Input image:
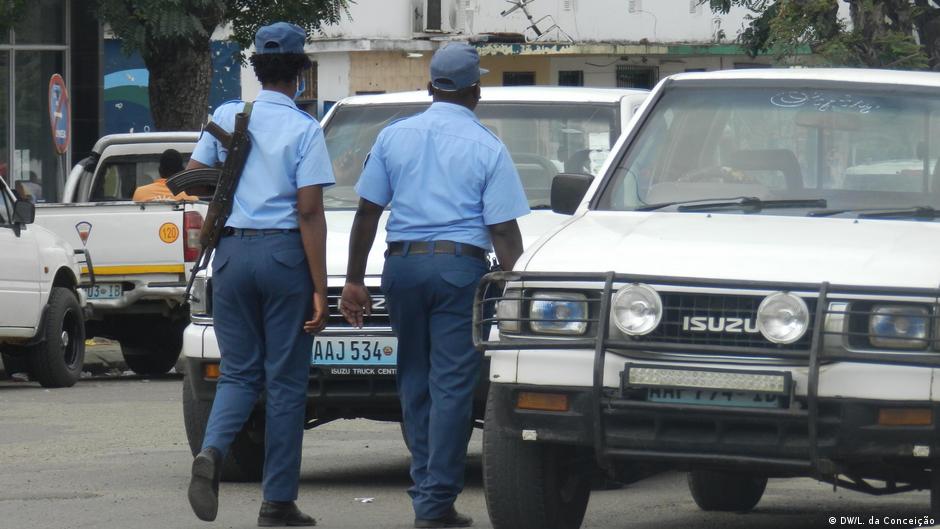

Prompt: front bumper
[
  {"left": 183, "top": 323, "right": 491, "bottom": 422},
  {"left": 488, "top": 382, "right": 939, "bottom": 477}
]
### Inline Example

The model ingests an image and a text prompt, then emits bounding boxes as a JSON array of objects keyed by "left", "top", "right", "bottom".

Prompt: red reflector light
[
  {"left": 183, "top": 211, "right": 204, "bottom": 262},
  {"left": 203, "top": 363, "right": 220, "bottom": 380},
  {"left": 516, "top": 392, "right": 569, "bottom": 412},
  {"left": 878, "top": 408, "right": 933, "bottom": 426}
]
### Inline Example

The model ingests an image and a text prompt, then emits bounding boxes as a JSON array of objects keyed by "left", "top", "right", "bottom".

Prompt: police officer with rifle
[{"left": 183, "top": 22, "right": 334, "bottom": 527}]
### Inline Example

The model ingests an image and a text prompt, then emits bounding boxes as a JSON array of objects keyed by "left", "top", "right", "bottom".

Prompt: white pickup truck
[
  {"left": 180, "top": 86, "right": 650, "bottom": 480},
  {"left": 0, "top": 178, "right": 89, "bottom": 387},
  {"left": 477, "top": 69, "right": 940, "bottom": 528},
  {"left": 33, "top": 132, "right": 205, "bottom": 375}
]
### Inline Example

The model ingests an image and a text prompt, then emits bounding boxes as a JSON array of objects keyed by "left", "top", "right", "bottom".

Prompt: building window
[
  {"left": 503, "top": 71, "right": 536, "bottom": 86},
  {"left": 558, "top": 70, "right": 584, "bottom": 87},
  {"left": 426, "top": 0, "right": 442, "bottom": 31},
  {"left": 616, "top": 65, "right": 657, "bottom": 89},
  {"left": 1, "top": 0, "right": 69, "bottom": 201}
]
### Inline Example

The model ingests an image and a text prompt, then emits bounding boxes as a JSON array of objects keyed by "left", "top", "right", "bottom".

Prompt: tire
[
  {"left": 182, "top": 378, "right": 264, "bottom": 482},
  {"left": 482, "top": 388, "right": 592, "bottom": 529},
  {"left": 687, "top": 470, "right": 767, "bottom": 512},
  {"left": 120, "top": 319, "right": 186, "bottom": 376},
  {"left": 28, "top": 287, "right": 85, "bottom": 388}
]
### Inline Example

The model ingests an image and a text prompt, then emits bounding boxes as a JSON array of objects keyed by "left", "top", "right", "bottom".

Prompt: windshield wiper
[
  {"left": 529, "top": 204, "right": 553, "bottom": 210},
  {"left": 857, "top": 206, "right": 940, "bottom": 220},
  {"left": 637, "top": 196, "right": 827, "bottom": 213},
  {"left": 810, "top": 206, "right": 940, "bottom": 220}
]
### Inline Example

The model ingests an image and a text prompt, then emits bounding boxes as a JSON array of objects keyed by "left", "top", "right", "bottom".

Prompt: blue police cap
[
  {"left": 430, "top": 42, "right": 489, "bottom": 91},
  {"left": 255, "top": 22, "right": 306, "bottom": 55}
]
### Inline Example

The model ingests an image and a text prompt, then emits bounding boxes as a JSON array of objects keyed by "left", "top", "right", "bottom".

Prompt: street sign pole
[{"left": 48, "top": 74, "right": 71, "bottom": 201}]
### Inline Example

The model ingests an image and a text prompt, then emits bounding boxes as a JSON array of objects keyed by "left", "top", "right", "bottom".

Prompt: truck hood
[
  {"left": 202, "top": 210, "right": 566, "bottom": 281},
  {"left": 522, "top": 212, "right": 940, "bottom": 289},
  {"left": 324, "top": 210, "right": 566, "bottom": 277}
]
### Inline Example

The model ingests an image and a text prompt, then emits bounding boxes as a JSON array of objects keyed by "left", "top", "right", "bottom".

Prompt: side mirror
[
  {"left": 550, "top": 173, "right": 594, "bottom": 215},
  {"left": 12, "top": 199, "right": 35, "bottom": 225}
]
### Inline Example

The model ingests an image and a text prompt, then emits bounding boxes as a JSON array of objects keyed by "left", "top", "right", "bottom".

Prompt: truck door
[{"left": 0, "top": 186, "right": 41, "bottom": 330}]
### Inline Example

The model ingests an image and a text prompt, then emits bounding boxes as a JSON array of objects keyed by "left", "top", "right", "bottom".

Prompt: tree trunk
[{"left": 144, "top": 39, "right": 214, "bottom": 132}]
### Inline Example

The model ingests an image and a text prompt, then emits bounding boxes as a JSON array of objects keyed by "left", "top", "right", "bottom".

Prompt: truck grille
[
  {"left": 327, "top": 287, "right": 391, "bottom": 327},
  {"left": 640, "top": 292, "right": 816, "bottom": 351}
]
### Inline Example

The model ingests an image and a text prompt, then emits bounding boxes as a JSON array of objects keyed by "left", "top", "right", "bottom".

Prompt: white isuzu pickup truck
[
  {"left": 0, "top": 178, "right": 90, "bottom": 387},
  {"left": 180, "top": 86, "right": 650, "bottom": 481},
  {"left": 33, "top": 132, "right": 205, "bottom": 375},
  {"left": 476, "top": 69, "right": 940, "bottom": 528}
]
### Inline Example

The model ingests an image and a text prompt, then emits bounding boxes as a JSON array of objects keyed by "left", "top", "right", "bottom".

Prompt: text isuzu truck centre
[{"left": 476, "top": 69, "right": 940, "bottom": 529}]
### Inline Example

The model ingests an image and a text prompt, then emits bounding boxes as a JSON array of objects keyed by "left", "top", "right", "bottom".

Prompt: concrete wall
[
  {"left": 316, "top": 0, "right": 755, "bottom": 43},
  {"left": 348, "top": 51, "right": 432, "bottom": 94},
  {"left": 479, "top": 55, "right": 552, "bottom": 86}
]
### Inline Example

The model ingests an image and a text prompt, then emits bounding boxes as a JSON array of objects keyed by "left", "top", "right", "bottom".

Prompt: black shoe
[
  {"left": 188, "top": 447, "right": 222, "bottom": 522},
  {"left": 258, "top": 501, "right": 317, "bottom": 527},
  {"left": 414, "top": 507, "right": 473, "bottom": 528}
]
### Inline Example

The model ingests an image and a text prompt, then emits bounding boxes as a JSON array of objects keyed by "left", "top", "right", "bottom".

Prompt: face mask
[{"left": 294, "top": 76, "right": 306, "bottom": 100}]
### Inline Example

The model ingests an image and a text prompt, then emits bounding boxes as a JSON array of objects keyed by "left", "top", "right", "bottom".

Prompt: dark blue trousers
[
  {"left": 202, "top": 231, "right": 313, "bottom": 502},
  {"left": 382, "top": 247, "right": 488, "bottom": 520}
]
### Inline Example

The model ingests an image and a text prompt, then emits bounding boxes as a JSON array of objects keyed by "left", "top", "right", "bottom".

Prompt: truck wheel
[
  {"left": 120, "top": 320, "right": 186, "bottom": 376},
  {"left": 687, "top": 470, "right": 767, "bottom": 512},
  {"left": 28, "top": 287, "right": 85, "bottom": 388},
  {"left": 182, "top": 378, "right": 264, "bottom": 482},
  {"left": 482, "top": 389, "right": 591, "bottom": 529}
]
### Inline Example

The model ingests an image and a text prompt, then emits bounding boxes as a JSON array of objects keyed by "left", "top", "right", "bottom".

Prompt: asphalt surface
[{"left": 0, "top": 373, "right": 937, "bottom": 529}]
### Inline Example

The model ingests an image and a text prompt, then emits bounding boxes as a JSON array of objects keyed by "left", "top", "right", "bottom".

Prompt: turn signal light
[
  {"left": 516, "top": 392, "right": 569, "bottom": 412},
  {"left": 878, "top": 408, "right": 933, "bottom": 426},
  {"left": 203, "top": 363, "right": 221, "bottom": 381}
]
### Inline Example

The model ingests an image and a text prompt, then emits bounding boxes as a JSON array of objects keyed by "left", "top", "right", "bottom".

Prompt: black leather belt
[
  {"left": 222, "top": 227, "right": 299, "bottom": 237},
  {"left": 387, "top": 240, "right": 488, "bottom": 262}
]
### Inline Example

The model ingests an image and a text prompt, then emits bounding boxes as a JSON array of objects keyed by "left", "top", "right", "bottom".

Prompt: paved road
[{"left": 0, "top": 376, "right": 935, "bottom": 529}]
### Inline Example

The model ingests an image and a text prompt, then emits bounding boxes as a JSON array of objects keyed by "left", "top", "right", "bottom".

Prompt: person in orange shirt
[{"left": 133, "top": 149, "right": 197, "bottom": 202}]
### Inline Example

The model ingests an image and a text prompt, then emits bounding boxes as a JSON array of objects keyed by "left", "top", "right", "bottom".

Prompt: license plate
[
  {"left": 647, "top": 388, "right": 783, "bottom": 408},
  {"left": 312, "top": 337, "right": 397, "bottom": 372},
  {"left": 83, "top": 283, "right": 123, "bottom": 300}
]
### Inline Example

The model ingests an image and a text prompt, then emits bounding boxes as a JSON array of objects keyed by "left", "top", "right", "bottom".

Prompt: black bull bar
[{"left": 472, "top": 270, "right": 940, "bottom": 481}]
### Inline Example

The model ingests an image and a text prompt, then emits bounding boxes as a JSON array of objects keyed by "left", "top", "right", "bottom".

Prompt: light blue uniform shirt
[
  {"left": 355, "top": 102, "right": 529, "bottom": 250},
  {"left": 191, "top": 90, "right": 335, "bottom": 229}
]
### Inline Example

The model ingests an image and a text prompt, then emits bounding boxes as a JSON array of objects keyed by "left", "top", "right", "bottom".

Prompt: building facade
[
  {"left": 0, "top": 0, "right": 101, "bottom": 202},
  {"left": 253, "top": 0, "right": 791, "bottom": 115}
]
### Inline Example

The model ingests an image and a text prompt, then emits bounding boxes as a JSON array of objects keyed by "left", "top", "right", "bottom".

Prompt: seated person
[
  {"left": 133, "top": 149, "right": 196, "bottom": 202},
  {"left": 15, "top": 172, "right": 43, "bottom": 202}
]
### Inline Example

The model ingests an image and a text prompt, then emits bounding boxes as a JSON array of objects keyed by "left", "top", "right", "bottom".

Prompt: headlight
[
  {"left": 529, "top": 292, "right": 588, "bottom": 335},
  {"left": 612, "top": 284, "right": 662, "bottom": 336},
  {"left": 497, "top": 289, "right": 522, "bottom": 334},
  {"left": 190, "top": 275, "right": 209, "bottom": 317},
  {"left": 757, "top": 292, "right": 809, "bottom": 344},
  {"left": 869, "top": 305, "right": 930, "bottom": 350}
]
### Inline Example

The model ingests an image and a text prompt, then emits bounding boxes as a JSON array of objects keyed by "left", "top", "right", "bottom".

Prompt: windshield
[
  {"left": 597, "top": 86, "right": 940, "bottom": 215},
  {"left": 323, "top": 101, "right": 621, "bottom": 209}
]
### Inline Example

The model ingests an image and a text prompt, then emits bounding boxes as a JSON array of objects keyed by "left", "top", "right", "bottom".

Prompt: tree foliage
[
  {"left": 706, "top": 0, "right": 940, "bottom": 70},
  {"left": 0, "top": 0, "right": 30, "bottom": 34},
  {"left": 91, "top": 0, "right": 348, "bottom": 130}
]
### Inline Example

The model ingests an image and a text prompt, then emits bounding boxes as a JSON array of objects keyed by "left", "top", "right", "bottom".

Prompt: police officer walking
[
  {"left": 185, "top": 22, "right": 334, "bottom": 527},
  {"left": 340, "top": 43, "right": 528, "bottom": 528}
]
